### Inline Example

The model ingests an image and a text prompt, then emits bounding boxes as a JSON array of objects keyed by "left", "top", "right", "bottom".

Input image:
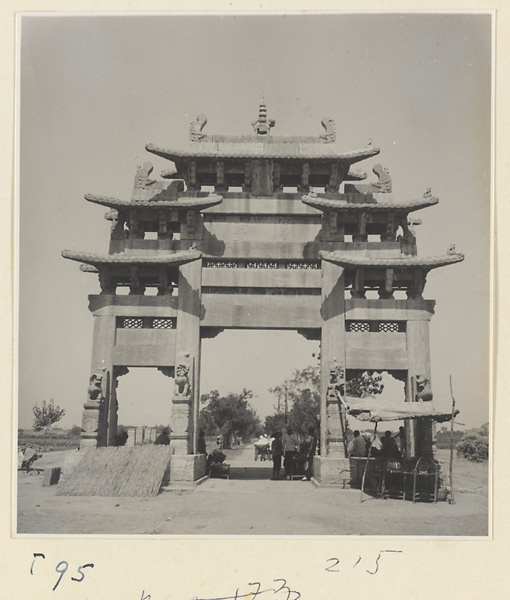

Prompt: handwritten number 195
[{"left": 30, "top": 553, "right": 94, "bottom": 591}]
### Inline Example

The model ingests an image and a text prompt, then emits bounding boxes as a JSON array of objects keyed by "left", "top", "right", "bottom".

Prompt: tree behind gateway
[
  {"left": 198, "top": 388, "right": 262, "bottom": 449},
  {"left": 32, "top": 399, "right": 66, "bottom": 433},
  {"left": 266, "top": 365, "right": 384, "bottom": 439}
]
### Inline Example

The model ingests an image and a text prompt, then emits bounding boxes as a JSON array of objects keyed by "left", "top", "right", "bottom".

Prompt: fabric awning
[{"left": 343, "top": 395, "right": 457, "bottom": 423}]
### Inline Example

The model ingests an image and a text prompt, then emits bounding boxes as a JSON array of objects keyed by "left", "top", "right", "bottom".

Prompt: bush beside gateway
[{"left": 456, "top": 423, "right": 489, "bottom": 462}]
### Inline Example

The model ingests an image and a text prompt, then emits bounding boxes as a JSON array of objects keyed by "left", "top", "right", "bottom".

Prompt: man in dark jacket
[{"left": 154, "top": 429, "right": 170, "bottom": 445}]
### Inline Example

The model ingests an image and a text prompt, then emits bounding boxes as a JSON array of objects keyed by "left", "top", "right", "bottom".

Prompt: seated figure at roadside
[
  {"left": 22, "top": 447, "right": 41, "bottom": 471},
  {"left": 207, "top": 448, "right": 227, "bottom": 468}
]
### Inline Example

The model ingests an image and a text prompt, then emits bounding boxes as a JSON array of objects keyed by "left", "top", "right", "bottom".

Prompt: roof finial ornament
[
  {"left": 252, "top": 94, "right": 276, "bottom": 135},
  {"left": 320, "top": 117, "right": 336, "bottom": 143},
  {"left": 190, "top": 114, "right": 207, "bottom": 142}
]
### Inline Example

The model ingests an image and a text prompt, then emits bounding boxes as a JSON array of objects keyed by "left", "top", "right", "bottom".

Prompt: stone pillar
[
  {"left": 320, "top": 261, "right": 347, "bottom": 457},
  {"left": 406, "top": 318, "right": 433, "bottom": 458},
  {"left": 172, "top": 259, "right": 202, "bottom": 455},
  {"left": 80, "top": 314, "right": 116, "bottom": 449},
  {"left": 107, "top": 366, "right": 129, "bottom": 446}
]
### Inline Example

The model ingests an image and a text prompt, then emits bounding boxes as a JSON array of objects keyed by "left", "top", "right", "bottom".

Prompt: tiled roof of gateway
[
  {"left": 85, "top": 193, "right": 223, "bottom": 210},
  {"left": 146, "top": 142, "right": 380, "bottom": 163},
  {"left": 320, "top": 251, "right": 464, "bottom": 269},
  {"left": 62, "top": 249, "right": 201, "bottom": 266},
  {"left": 302, "top": 193, "right": 439, "bottom": 212}
]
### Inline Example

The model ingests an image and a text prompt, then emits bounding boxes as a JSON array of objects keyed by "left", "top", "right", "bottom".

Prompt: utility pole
[{"left": 449, "top": 375, "right": 456, "bottom": 505}]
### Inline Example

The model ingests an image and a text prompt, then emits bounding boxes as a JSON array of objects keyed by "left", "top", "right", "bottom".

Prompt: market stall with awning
[{"left": 334, "top": 391, "right": 459, "bottom": 502}]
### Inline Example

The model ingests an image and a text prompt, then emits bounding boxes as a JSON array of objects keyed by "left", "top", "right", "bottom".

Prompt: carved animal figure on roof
[
  {"left": 371, "top": 164, "right": 392, "bottom": 193},
  {"left": 174, "top": 352, "right": 191, "bottom": 397},
  {"left": 134, "top": 162, "right": 157, "bottom": 190},
  {"left": 320, "top": 117, "right": 336, "bottom": 143},
  {"left": 415, "top": 375, "right": 433, "bottom": 402},
  {"left": 447, "top": 243, "right": 456, "bottom": 255},
  {"left": 190, "top": 114, "right": 208, "bottom": 142},
  {"left": 343, "top": 163, "right": 391, "bottom": 195}
]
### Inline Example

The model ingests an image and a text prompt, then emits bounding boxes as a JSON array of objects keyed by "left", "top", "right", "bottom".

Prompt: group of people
[
  {"left": 269, "top": 427, "right": 317, "bottom": 481},
  {"left": 347, "top": 427, "right": 406, "bottom": 460},
  {"left": 152, "top": 426, "right": 321, "bottom": 481}
]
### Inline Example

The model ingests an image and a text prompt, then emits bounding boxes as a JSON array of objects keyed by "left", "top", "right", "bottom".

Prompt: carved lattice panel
[
  {"left": 122, "top": 318, "right": 143, "bottom": 329},
  {"left": 152, "top": 318, "right": 176, "bottom": 329},
  {"left": 286, "top": 261, "right": 320, "bottom": 270},
  {"left": 204, "top": 260, "right": 238, "bottom": 269},
  {"left": 378, "top": 321, "right": 404, "bottom": 333},
  {"left": 347, "top": 321, "right": 370, "bottom": 332},
  {"left": 247, "top": 261, "right": 278, "bottom": 269}
]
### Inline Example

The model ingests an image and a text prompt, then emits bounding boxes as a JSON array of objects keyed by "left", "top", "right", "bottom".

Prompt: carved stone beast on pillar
[
  {"left": 80, "top": 368, "right": 109, "bottom": 449},
  {"left": 170, "top": 351, "right": 193, "bottom": 455}
]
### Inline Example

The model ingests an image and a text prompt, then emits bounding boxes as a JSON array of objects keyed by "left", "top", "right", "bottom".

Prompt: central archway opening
[{"left": 199, "top": 329, "right": 319, "bottom": 480}]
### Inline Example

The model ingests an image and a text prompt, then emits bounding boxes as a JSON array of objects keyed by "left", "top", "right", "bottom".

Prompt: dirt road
[{"left": 16, "top": 446, "right": 489, "bottom": 536}]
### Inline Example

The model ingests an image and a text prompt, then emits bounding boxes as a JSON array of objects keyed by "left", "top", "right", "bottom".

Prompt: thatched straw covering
[{"left": 57, "top": 446, "right": 172, "bottom": 497}]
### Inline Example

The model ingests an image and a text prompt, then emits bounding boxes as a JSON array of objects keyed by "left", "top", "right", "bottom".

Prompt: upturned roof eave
[
  {"left": 145, "top": 142, "right": 380, "bottom": 163},
  {"left": 302, "top": 194, "right": 439, "bottom": 212},
  {"left": 62, "top": 249, "right": 202, "bottom": 267},
  {"left": 85, "top": 193, "right": 223, "bottom": 210},
  {"left": 320, "top": 251, "right": 465, "bottom": 270}
]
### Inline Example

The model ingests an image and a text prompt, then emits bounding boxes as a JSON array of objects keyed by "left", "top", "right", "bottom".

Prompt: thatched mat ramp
[{"left": 57, "top": 446, "right": 172, "bottom": 497}]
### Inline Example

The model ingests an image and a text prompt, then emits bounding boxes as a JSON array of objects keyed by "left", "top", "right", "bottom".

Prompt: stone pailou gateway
[{"left": 62, "top": 99, "right": 463, "bottom": 484}]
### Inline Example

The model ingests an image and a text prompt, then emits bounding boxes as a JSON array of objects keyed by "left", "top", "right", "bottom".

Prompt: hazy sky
[{"left": 18, "top": 13, "right": 491, "bottom": 431}]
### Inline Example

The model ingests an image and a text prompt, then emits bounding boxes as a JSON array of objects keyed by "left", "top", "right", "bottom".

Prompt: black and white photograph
[{"left": 15, "top": 12, "right": 491, "bottom": 538}]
